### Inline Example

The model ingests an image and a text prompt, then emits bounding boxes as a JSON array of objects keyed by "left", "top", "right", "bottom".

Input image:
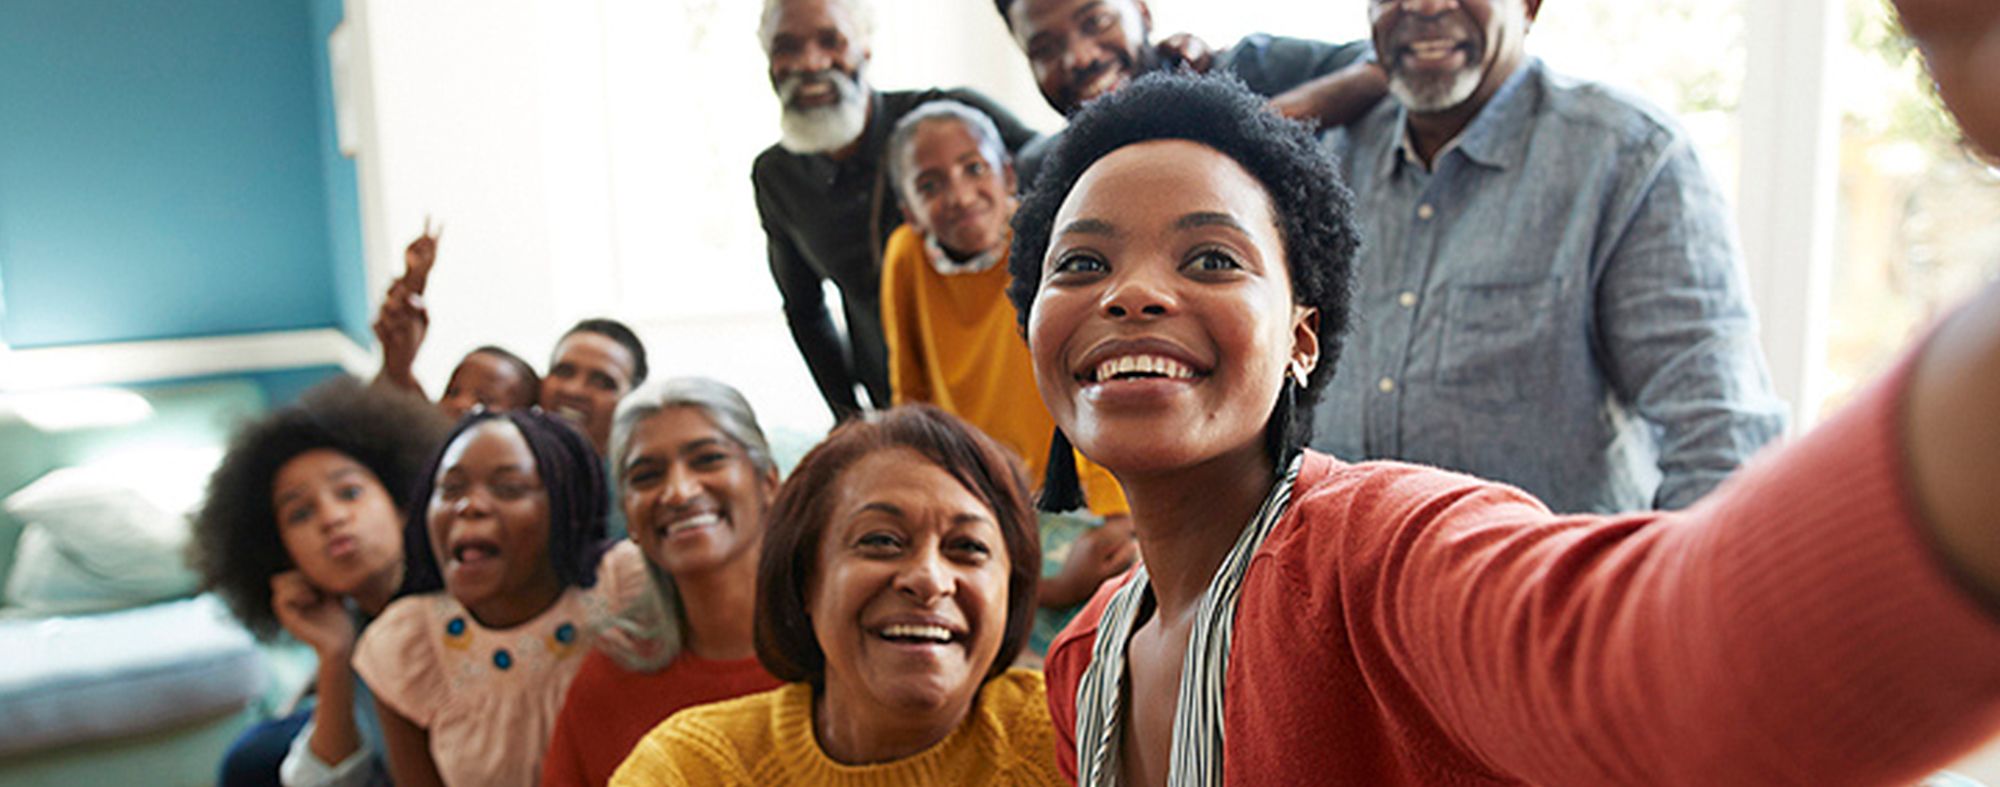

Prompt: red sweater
[
  {"left": 1046, "top": 360, "right": 2000, "bottom": 786},
  {"left": 542, "top": 649, "right": 781, "bottom": 787}
]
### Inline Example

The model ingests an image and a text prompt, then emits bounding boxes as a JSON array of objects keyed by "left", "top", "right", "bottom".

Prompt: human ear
[{"left": 1290, "top": 305, "right": 1321, "bottom": 383}]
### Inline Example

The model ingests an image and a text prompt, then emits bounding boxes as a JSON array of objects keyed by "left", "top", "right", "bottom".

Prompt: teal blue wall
[
  {"left": 309, "top": 0, "right": 369, "bottom": 345},
  {"left": 0, "top": 0, "right": 363, "bottom": 350}
]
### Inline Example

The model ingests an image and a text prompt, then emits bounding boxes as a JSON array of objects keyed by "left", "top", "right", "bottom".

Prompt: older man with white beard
[
  {"left": 1307, "top": 0, "right": 1788, "bottom": 514},
  {"left": 751, "top": 0, "right": 1038, "bottom": 422}
]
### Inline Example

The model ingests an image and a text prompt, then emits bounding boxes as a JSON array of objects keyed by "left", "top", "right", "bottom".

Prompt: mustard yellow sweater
[
  {"left": 879, "top": 225, "right": 1128, "bottom": 516},
  {"left": 608, "top": 668, "right": 1062, "bottom": 787}
]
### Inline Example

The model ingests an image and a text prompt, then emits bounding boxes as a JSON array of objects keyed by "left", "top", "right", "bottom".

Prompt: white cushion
[
  {"left": 2, "top": 448, "right": 220, "bottom": 615},
  {"left": 0, "top": 593, "right": 262, "bottom": 755}
]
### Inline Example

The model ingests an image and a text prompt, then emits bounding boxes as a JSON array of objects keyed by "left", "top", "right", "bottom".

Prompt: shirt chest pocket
[{"left": 1437, "top": 276, "right": 1564, "bottom": 402}]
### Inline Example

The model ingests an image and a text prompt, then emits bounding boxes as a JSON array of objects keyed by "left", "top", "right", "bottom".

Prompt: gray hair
[
  {"left": 886, "top": 100, "right": 1011, "bottom": 207},
  {"left": 610, "top": 377, "right": 777, "bottom": 483},
  {"left": 758, "top": 0, "right": 876, "bottom": 53},
  {"left": 600, "top": 376, "right": 777, "bottom": 672}
]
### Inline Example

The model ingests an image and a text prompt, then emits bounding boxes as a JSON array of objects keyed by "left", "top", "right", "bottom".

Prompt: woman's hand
[
  {"left": 372, "top": 281, "right": 428, "bottom": 385},
  {"left": 1041, "top": 515, "right": 1139, "bottom": 609},
  {"left": 402, "top": 216, "right": 442, "bottom": 296},
  {"left": 372, "top": 219, "right": 441, "bottom": 396},
  {"left": 276, "top": 568, "right": 370, "bottom": 768},
  {"left": 271, "top": 570, "right": 358, "bottom": 659}
]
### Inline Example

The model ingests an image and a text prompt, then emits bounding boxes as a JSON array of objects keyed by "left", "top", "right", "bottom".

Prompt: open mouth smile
[
  {"left": 1396, "top": 38, "right": 1474, "bottom": 69},
  {"left": 1085, "top": 353, "right": 1200, "bottom": 384},
  {"left": 793, "top": 82, "right": 836, "bottom": 106},
  {"left": 448, "top": 536, "right": 502, "bottom": 570},
  {"left": 1073, "top": 65, "right": 1126, "bottom": 103},
  {"left": 551, "top": 404, "right": 590, "bottom": 426},
  {"left": 872, "top": 621, "right": 967, "bottom": 649},
  {"left": 657, "top": 511, "right": 724, "bottom": 540}
]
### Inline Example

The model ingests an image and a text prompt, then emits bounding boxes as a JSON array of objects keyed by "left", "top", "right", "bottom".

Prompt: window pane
[
  {"left": 1531, "top": 1, "right": 1748, "bottom": 203},
  {"left": 1824, "top": 0, "right": 2000, "bottom": 417}
]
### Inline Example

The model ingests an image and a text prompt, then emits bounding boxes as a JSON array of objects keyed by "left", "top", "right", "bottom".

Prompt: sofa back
[{"left": 0, "top": 380, "right": 267, "bottom": 601}]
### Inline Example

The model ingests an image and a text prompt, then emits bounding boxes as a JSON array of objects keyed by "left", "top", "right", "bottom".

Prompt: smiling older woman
[
  {"left": 609, "top": 405, "right": 1061, "bottom": 786},
  {"left": 540, "top": 378, "right": 787, "bottom": 787}
]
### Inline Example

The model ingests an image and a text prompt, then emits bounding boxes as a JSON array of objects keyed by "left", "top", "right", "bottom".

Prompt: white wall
[
  {"left": 346, "top": 0, "right": 1067, "bottom": 435},
  {"left": 349, "top": 0, "right": 571, "bottom": 403}
]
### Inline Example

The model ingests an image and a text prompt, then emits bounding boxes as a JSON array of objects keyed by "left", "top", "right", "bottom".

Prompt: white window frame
[{"left": 1738, "top": 0, "right": 1841, "bottom": 431}]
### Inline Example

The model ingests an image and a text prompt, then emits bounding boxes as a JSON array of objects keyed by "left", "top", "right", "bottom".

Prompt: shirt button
[
  {"left": 1398, "top": 291, "right": 1418, "bottom": 308},
  {"left": 1377, "top": 377, "right": 1396, "bottom": 393},
  {"left": 1417, "top": 204, "right": 1435, "bottom": 220}
]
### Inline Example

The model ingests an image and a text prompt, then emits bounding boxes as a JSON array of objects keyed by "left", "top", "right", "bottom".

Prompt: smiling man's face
[
  {"left": 1369, "top": 0, "right": 1538, "bottom": 114},
  {"left": 765, "top": 0, "right": 873, "bottom": 153},
  {"left": 1010, "top": 0, "right": 1153, "bottom": 116}
]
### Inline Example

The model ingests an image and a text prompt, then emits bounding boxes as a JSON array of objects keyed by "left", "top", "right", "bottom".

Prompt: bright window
[{"left": 1823, "top": 0, "right": 2000, "bottom": 417}]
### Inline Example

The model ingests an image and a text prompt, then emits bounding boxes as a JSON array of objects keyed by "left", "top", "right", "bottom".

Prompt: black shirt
[{"left": 751, "top": 88, "right": 1039, "bottom": 421}]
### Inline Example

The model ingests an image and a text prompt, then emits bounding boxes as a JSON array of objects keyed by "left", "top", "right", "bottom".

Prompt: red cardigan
[{"left": 1047, "top": 359, "right": 2000, "bottom": 786}]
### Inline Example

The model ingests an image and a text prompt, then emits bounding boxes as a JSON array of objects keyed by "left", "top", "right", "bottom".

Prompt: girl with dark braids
[{"left": 351, "top": 409, "right": 645, "bottom": 787}]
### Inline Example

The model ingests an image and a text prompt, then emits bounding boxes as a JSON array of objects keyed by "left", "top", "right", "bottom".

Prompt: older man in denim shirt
[{"left": 1309, "top": 0, "right": 1786, "bottom": 513}]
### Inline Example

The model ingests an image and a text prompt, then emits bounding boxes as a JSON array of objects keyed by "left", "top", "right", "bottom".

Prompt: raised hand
[
  {"left": 402, "top": 215, "right": 443, "bottom": 296},
  {"left": 372, "top": 281, "right": 429, "bottom": 394},
  {"left": 373, "top": 219, "right": 442, "bottom": 395}
]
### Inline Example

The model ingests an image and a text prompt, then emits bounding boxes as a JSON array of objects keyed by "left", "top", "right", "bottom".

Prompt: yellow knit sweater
[
  {"left": 879, "top": 224, "right": 1128, "bottom": 516},
  {"left": 608, "top": 668, "right": 1062, "bottom": 787}
]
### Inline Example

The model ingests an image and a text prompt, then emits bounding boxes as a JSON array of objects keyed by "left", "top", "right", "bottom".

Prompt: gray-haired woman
[{"left": 540, "top": 377, "right": 784, "bottom": 787}]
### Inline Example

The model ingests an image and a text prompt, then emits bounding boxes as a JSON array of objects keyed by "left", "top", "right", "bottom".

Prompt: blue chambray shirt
[{"left": 1310, "top": 58, "right": 1787, "bottom": 514}]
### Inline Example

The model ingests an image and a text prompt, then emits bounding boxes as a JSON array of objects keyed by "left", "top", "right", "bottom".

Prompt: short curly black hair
[
  {"left": 397, "top": 408, "right": 614, "bottom": 598},
  {"left": 1006, "top": 72, "right": 1359, "bottom": 484},
  {"left": 464, "top": 344, "right": 542, "bottom": 408},
  {"left": 560, "top": 318, "right": 650, "bottom": 388},
  {"left": 191, "top": 376, "right": 451, "bottom": 640}
]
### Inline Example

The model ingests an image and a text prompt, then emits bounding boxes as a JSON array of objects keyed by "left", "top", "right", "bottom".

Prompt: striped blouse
[{"left": 1071, "top": 455, "right": 1303, "bottom": 787}]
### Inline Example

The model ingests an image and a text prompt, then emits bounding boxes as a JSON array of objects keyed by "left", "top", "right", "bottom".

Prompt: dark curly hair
[
  {"left": 1005, "top": 71, "right": 1359, "bottom": 506},
  {"left": 398, "top": 408, "right": 614, "bottom": 597},
  {"left": 753, "top": 405, "right": 1039, "bottom": 688},
  {"left": 191, "top": 376, "right": 451, "bottom": 640}
]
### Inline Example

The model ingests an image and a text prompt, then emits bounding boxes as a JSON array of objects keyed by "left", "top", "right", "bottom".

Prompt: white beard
[
  {"left": 776, "top": 68, "right": 870, "bottom": 154},
  {"left": 1387, "top": 67, "right": 1483, "bottom": 114}
]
